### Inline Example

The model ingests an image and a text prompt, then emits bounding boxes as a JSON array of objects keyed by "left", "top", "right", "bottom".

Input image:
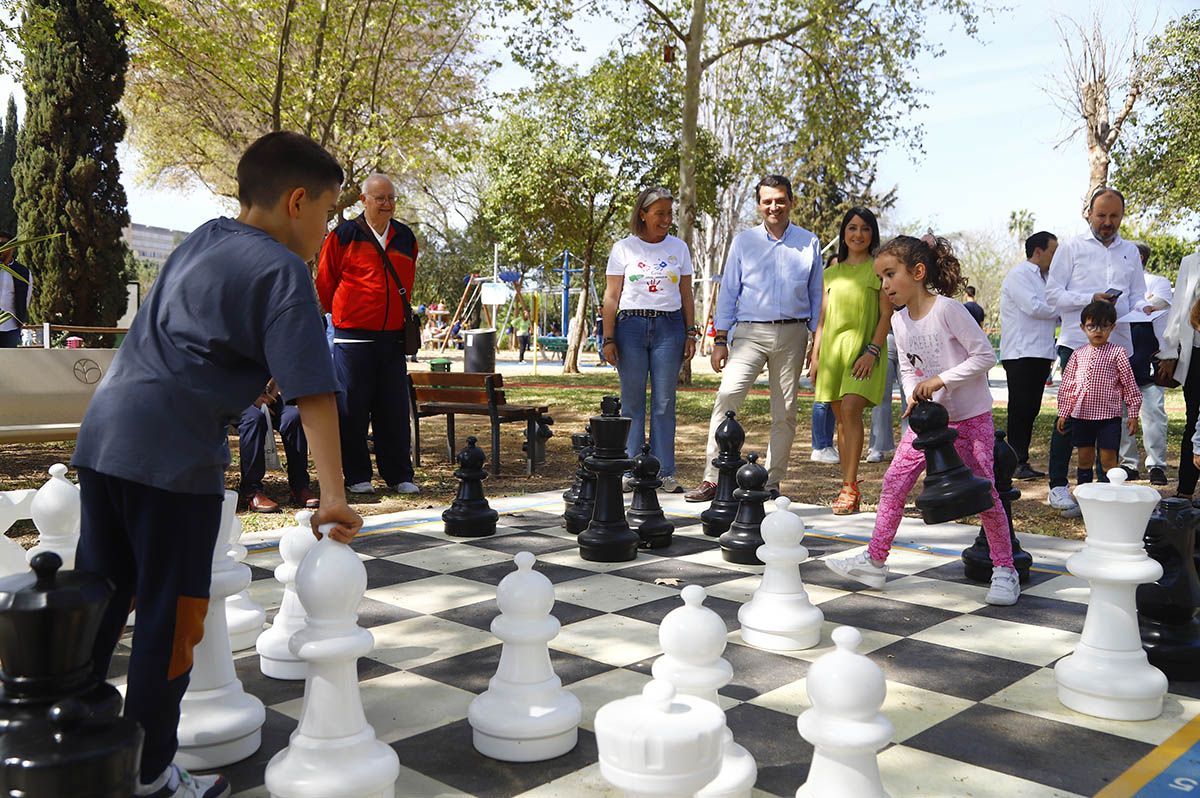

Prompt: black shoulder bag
[{"left": 356, "top": 216, "right": 420, "bottom": 356}]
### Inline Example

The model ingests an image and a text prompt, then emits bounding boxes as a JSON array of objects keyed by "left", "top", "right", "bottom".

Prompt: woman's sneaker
[
  {"left": 136, "top": 765, "right": 230, "bottom": 798},
  {"left": 658, "top": 475, "right": 685, "bottom": 493},
  {"left": 810, "top": 447, "right": 840, "bottom": 464},
  {"left": 824, "top": 551, "right": 888, "bottom": 589},
  {"left": 986, "top": 566, "right": 1020, "bottom": 606}
]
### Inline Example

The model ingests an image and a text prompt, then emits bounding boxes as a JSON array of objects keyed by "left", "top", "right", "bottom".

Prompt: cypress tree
[
  {"left": 0, "top": 97, "right": 15, "bottom": 234},
  {"left": 14, "top": 0, "right": 131, "bottom": 326}
]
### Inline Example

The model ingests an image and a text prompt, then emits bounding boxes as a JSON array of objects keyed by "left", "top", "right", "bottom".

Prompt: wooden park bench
[{"left": 408, "top": 371, "right": 552, "bottom": 476}]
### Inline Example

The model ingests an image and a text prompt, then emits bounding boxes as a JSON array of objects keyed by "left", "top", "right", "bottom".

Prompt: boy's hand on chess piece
[
  {"left": 1127, "top": 416, "right": 1139, "bottom": 435},
  {"left": 912, "top": 376, "right": 945, "bottom": 401},
  {"left": 311, "top": 500, "right": 363, "bottom": 544},
  {"left": 1056, "top": 416, "right": 1067, "bottom": 434}
]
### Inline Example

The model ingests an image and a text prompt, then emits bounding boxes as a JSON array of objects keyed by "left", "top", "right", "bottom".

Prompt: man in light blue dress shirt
[{"left": 685, "top": 175, "right": 823, "bottom": 500}]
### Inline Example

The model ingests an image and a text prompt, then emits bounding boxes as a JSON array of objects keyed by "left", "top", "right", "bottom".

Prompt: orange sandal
[{"left": 831, "top": 481, "right": 862, "bottom": 515}]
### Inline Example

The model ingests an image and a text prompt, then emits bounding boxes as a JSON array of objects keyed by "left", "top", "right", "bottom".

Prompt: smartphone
[{"left": 1105, "top": 288, "right": 1123, "bottom": 299}]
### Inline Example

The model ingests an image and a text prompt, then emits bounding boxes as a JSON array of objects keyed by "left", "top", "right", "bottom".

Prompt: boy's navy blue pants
[
  {"left": 75, "top": 467, "right": 222, "bottom": 784},
  {"left": 333, "top": 337, "right": 414, "bottom": 487}
]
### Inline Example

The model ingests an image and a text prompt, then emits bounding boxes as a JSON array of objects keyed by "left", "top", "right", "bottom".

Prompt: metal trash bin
[
  {"left": 430, "top": 358, "right": 451, "bottom": 373},
  {"left": 463, "top": 328, "right": 496, "bottom": 373}
]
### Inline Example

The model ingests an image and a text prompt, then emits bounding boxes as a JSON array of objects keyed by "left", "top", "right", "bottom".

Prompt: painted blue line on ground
[{"left": 1134, "top": 742, "right": 1200, "bottom": 796}]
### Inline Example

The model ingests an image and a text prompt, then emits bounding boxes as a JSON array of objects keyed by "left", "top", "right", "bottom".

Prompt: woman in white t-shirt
[{"left": 601, "top": 187, "right": 698, "bottom": 493}]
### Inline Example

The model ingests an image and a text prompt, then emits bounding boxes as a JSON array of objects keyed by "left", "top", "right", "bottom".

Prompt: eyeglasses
[
  {"left": 367, "top": 194, "right": 397, "bottom": 203},
  {"left": 1083, "top": 323, "right": 1113, "bottom": 332}
]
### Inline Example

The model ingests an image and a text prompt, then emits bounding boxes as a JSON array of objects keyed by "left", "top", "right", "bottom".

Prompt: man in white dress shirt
[
  {"left": 1118, "top": 241, "right": 1173, "bottom": 485},
  {"left": 1044, "top": 188, "right": 1146, "bottom": 515},
  {"left": 999, "top": 231, "right": 1059, "bottom": 481}
]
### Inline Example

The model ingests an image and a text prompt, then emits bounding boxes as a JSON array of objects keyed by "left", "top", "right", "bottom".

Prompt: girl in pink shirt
[{"left": 827, "top": 234, "right": 1019, "bottom": 606}]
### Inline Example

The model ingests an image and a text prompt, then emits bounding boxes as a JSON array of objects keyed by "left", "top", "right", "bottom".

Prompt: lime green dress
[{"left": 814, "top": 259, "right": 887, "bottom": 406}]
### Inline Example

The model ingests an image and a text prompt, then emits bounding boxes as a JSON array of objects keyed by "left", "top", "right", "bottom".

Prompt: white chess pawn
[
  {"left": 176, "top": 490, "right": 265, "bottom": 768},
  {"left": 594, "top": 679, "right": 727, "bottom": 798},
  {"left": 226, "top": 513, "right": 267, "bottom": 651},
  {"left": 0, "top": 489, "right": 33, "bottom": 577},
  {"left": 653, "top": 584, "right": 757, "bottom": 798},
  {"left": 796, "top": 626, "right": 891, "bottom": 798},
  {"left": 738, "top": 497, "right": 823, "bottom": 651},
  {"left": 27, "top": 463, "right": 80, "bottom": 569},
  {"left": 265, "top": 526, "right": 400, "bottom": 798},
  {"left": 1055, "top": 468, "right": 1168, "bottom": 720},
  {"left": 257, "top": 510, "right": 318, "bottom": 679},
  {"left": 468, "top": 551, "right": 582, "bottom": 761}
]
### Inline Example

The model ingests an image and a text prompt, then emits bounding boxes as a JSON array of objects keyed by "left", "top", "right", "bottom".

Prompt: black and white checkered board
[{"left": 107, "top": 493, "right": 1200, "bottom": 798}]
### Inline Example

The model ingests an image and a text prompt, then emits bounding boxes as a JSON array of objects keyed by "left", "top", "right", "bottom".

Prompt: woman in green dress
[{"left": 809, "top": 207, "right": 891, "bottom": 514}]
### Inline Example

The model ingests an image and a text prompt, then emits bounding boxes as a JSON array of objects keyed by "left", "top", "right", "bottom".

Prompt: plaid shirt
[{"left": 1057, "top": 342, "right": 1142, "bottom": 420}]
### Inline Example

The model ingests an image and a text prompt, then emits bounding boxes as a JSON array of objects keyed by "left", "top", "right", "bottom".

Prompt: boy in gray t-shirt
[{"left": 71, "top": 131, "right": 362, "bottom": 798}]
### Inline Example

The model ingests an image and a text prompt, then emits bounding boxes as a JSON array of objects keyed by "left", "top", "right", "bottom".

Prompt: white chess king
[{"left": 1055, "top": 468, "right": 1169, "bottom": 720}]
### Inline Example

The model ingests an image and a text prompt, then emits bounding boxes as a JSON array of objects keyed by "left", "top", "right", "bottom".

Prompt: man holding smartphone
[{"left": 1044, "top": 187, "right": 1147, "bottom": 515}]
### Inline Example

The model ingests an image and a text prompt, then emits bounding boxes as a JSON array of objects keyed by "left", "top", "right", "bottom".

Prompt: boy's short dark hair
[
  {"left": 237, "top": 131, "right": 345, "bottom": 209},
  {"left": 755, "top": 174, "right": 793, "bottom": 202},
  {"left": 1080, "top": 300, "right": 1118, "bottom": 327}
]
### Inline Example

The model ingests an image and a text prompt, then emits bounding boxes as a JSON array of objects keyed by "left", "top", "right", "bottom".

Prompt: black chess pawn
[
  {"left": 563, "top": 432, "right": 597, "bottom": 534},
  {"left": 1138, "top": 497, "right": 1200, "bottom": 680},
  {"left": 909, "top": 401, "right": 994, "bottom": 524},
  {"left": 0, "top": 552, "right": 144, "bottom": 796},
  {"left": 443, "top": 436, "right": 499, "bottom": 537},
  {"left": 720, "top": 453, "right": 770, "bottom": 565},
  {"left": 562, "top": 431, "right": 589, "bottom": 509},
  {"left": 626, "top": 444, "right": 675, "bottom": 549},
  {"left": 961, "top": 430, "right": 1035, "bottom": 583},
  {"left": 701, "top": 410, "right": 746, "bottom": 538},
  {"left": 578, "top": 396, "right": 640, "bottom": 562}
]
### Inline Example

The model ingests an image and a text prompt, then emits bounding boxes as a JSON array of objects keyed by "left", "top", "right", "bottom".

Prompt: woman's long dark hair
[{"left": 834, "top": 206, "right": 881, "bottom": 265}]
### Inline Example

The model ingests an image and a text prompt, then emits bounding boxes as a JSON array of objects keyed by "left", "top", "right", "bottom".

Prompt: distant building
[{"left": 122, "top": 223, "right": 190, "bottom": 267}]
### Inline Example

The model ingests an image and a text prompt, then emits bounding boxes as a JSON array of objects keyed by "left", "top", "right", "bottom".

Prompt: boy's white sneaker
[
  {"left": 1047, "top": 486, "right": 1078, "bottom": 512},
  {"left": 390, "top": 481, "right": 420, "bottom": 494},
  {"left": 825, "top": 551, "right": 888, "bottom": 589},
  {"left": 136, "top": 765, "right": 230, "bottom": 798},
  {"left": 986, "top": 566, "right": 1021, "bottom": 606},
  {"left": 347, "top": 481, "right": 375, "bottom": 495}
]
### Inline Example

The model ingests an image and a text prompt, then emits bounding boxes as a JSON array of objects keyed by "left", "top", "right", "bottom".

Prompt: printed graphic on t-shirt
[
  {"left": 625, "top": 255, "right": 682, "bottom": 294},
  {"left": 905, "top": 331, "right": 943, "bottom": 379}
]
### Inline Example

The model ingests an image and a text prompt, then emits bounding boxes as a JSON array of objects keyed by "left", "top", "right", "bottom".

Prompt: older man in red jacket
[{"left": 317, "top": 174, "right": 420, "bottom": 495}]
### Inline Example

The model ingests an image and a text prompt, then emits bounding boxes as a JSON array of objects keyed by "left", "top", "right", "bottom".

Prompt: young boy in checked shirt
[{"left": 1057, "top": 300, "right": 1142, "bottom": 486}]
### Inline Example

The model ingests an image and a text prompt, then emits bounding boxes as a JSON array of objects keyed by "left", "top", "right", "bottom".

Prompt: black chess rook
[
  {"left": 626, "top": 444, "right": 674, "bottom": 549},
  {"left": 702, "top": 410, "right": 745, "bottom": 538},
  {"left": 720, "top": 453, "right": 770, "bottom": 565},
  {"left": 443, "top": 437, "right": 500, "bottom": 537},
  {"left": 578, "top": 396, "right": 640, "bottom": 562}
]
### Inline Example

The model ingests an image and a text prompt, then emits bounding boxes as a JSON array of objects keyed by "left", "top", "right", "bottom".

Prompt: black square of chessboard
[
  {"left": 865, "top": 638, "right": 1039, "bottom": 701},
  {"left": 616, "top": 557, "right": 751, "bottom": 587},
  {"left": 638, "top": 533, "right": 720, "bottom": 557},
  {"left": 969, "top": 592, "right": 1086, "bottom": 633},
  {"left": 466, "top": 531, "right": 578, "bottom": 555},
  {"left": 434, "top": 598, "right": 604, "bottom": 632},
  {"left": 451, "top": 559, "right": 594, "bottom": 585},
  {"left": 502, "top": 510, "right": 565, "bottom": 529},
  {"left": 351, "top": 530, "right": 449, "bottom": 557},
  {"left": 796, "top": 533, "right": 863, "bottom": 558},
  {"left": 410, "top": 643, "right": 616, "bottom": 694},
  {"left": 724, "top": 702, "right": 813, "bottom": 795},
  {"left": 616, "top": 593, "right": 744, "bottom": 632},
  {"left": 818, "top": 592, "right": 961, "bottom": 637},
  {"left": 362, "top": 558, "right": 440, "bottom": 589},
  {"left": 216, "top": 707, "right": 299, "bottom": 794},
  {"left": 915, "top": 560, "right": 1059, "bottom": 588},
  {"left": 392, "top": 720, "right": 600, "bottom": 798}
]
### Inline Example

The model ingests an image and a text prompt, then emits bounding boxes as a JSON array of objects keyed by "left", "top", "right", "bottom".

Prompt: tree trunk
[
  {"left": 1087, "top": 146, "right": 1110, "bottom": 196},
  {"left": 563, "top": 259, "right": 592, "bottom": 374},
  {"left": 677, "top": 0, "right": 706, "bottom": 254}
]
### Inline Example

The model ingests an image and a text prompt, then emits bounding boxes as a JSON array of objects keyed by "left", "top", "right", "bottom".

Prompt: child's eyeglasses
[{"left": 1083, "top": 323, "right": 1114, "bottom": 332}]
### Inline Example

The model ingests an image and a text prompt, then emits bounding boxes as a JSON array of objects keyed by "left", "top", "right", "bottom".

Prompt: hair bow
[{"left": 920, "top": 229, "right": 937, "bottom": 248}]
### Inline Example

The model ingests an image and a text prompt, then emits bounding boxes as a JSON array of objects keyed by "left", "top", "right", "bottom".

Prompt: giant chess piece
[
  {"left": 626, "top": 445, "right": 674, "bottom": 549},
  {"left": 0, "top": 553, "right": 143, "bottom": 797},
  {"left": 654, "top": 585, "right": 757, "bottom": 798},
  {"left": 265, "top": 527, "right": 400, "bottom": 798},
  {"left": 443, "top": 436, "right": 499, "bottom": 538},
  {"left": 719, "top": 454, "right": 770, "bottom": 565},
  {"left": 1138, "top": 497, "right": 1200, "bottom": 681},
  {"left": 594, "top": 680, "right": 726, "bottom": 798},
  {"left": 563, "top": 431, "right": 597, "bottom": 534},
  {"left": 795, "top": 626, "right": 892, "bottom": 798},
  {"left": 909, "top": 401, "right": 993, "bottom": 524},
  {"left": 176, "top": 490, "right": 265, "bottom": 768},
  {"left": 468, "top": 551, "right": 582, "bottom": 761},
  {"left": 27, "top": 463, "right": 81, "bottom": 569},
  {"left": 960, "top": 431, "right": 1034, "bottom": 583},
  {"left": 257, "top": 510, "right": 318, "bottom": 680},
  {"left": 226, "top": 513, "right": 266, "bottom": 651},
  {"left": 562, "top": 431, "right": 589, "bottom": 508},
  {"left": 1055, "top": 469, "right": 1168, "bottom": 721},
  {"left": 739, "top": 498, "right": 823, "bottom": 650},
  {"left": 578, "top": 397, "right": 640, "bottom": 562},
  {"left": 701, "top": 411, "right": 746, "bottom": 538},
  {"left": 0, "top": 489, "right": 34, "bottom": 577}
]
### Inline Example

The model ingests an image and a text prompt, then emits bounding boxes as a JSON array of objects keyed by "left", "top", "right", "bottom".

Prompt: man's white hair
[{"left": 361, "top": 173, "right": 395, "bottom": 195}]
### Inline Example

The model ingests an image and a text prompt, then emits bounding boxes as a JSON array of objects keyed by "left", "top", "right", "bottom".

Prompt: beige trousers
[{"left": 702, "top": 322, "right": 809, "bottom": 490}]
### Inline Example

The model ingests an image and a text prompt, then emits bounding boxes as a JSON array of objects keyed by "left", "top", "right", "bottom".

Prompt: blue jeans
[
  {"left": 869, "top": 343, "right": 902, "bottom": 452},
  {"left": 812, "top": 402, "right": 835, "bottom": 449},
  {"left": 615, "top": 310, "right": 685, "bottom": 476}
]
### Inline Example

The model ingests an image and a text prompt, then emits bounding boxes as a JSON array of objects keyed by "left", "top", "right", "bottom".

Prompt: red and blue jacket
[{"left": 316, "top": 215, "right": 417, "bottom": 337}]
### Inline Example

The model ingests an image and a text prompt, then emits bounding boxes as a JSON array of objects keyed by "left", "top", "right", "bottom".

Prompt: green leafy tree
[
  {"left": 1008, "top": 209, "right": 1035, "bottom": 245},
  {"left": 1113, "top": 12, "right": 1200, "bottom": 230},
  {"left": 1119, "top": 224, "right": 1198, "bottom": 284},
  {"left": 0, "top": 97, "right": 16, "bottom": 234},
  {"left": 14, "top": 0, "right": 131, "bottom": 326},
  {"left": 121, "top": 0, "right": 488, "bottom": 215}
]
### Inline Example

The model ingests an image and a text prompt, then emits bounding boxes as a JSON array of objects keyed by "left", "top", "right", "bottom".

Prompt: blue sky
[{"left": 1, "top": 0, "right": 1194, "bottom": 239}]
